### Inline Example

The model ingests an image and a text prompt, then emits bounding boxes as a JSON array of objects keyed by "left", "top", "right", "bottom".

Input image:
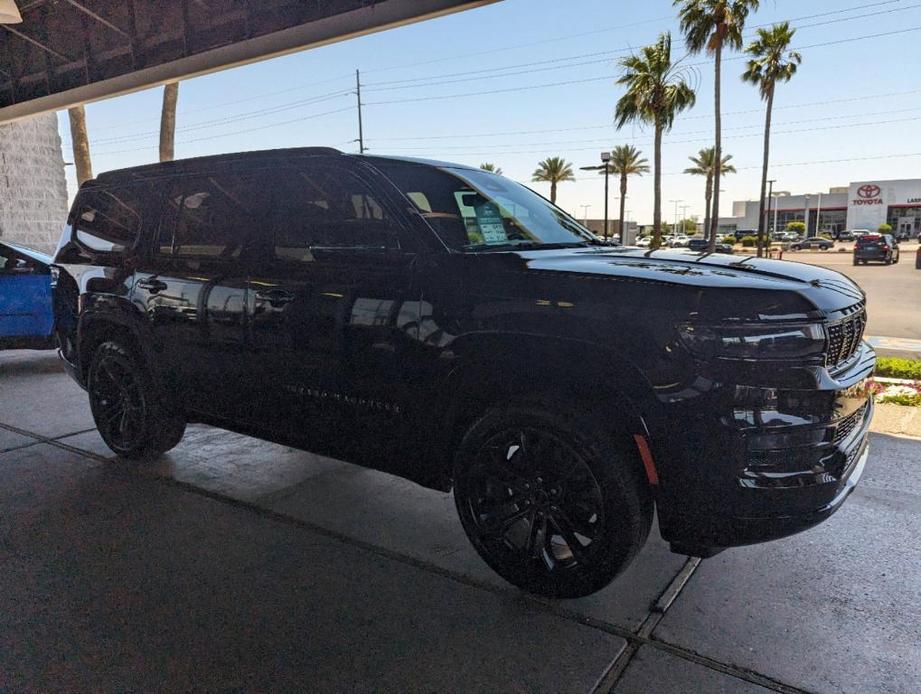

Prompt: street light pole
[
  {"left": 601, "top": 151, "right": 612, "bottom": 241},
  {"left": 580, "top": 204, "right": 591, "bottom": 225}
]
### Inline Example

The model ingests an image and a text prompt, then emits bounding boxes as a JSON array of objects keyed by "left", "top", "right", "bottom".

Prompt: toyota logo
[{"left": 857, "top": 184, "right": 881, "bottom": 199}]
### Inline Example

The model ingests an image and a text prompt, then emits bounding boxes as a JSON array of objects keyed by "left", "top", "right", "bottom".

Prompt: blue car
[{"left": 0, "top": 240, "right": 56, "bottom": 350}]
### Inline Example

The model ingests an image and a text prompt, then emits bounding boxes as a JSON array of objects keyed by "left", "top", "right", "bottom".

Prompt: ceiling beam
[{"left": 0, "top": 0, "right": 499, "bottom": 124}]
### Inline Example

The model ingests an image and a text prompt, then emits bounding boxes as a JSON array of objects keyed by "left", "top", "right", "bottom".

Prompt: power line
[
  {"left": 383, "top": 114, "right": 921, "bottom": 158},
  {"left": 84, "top": 90, "right": 353, "bottom": 146},
  {"left": 362, "top": 1, "right": 921, "bottom": 93},
  {"left": 369, "top": 90, "right": 921, "bottom": 142},
  {"left": 89, "top": 105, "right": 355, "bottom": 157},
  {"left": 364, "top": 24, "right": 921, "bottom": 107}
]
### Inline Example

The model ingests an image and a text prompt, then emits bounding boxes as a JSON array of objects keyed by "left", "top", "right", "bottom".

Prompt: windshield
[{"left": 373, "top": 161, "right": 597, "bottom": 251}]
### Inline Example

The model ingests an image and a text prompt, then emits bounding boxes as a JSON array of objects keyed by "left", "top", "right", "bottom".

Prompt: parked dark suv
[
  {"left": 853, "top": 233, "right": 900, "bottom": 265},
  {"left": 53, "top": 149, "right": 875, "bottom": 598}
]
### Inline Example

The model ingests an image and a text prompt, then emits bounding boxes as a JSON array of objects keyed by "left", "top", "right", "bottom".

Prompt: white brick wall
[{"left": 0, "top": 113, "right": 69, "bottom": 255}]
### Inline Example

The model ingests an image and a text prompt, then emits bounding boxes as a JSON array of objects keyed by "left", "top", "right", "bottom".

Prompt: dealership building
[{"left": 719, "top": 178, "right": 921, "bottom": 238}]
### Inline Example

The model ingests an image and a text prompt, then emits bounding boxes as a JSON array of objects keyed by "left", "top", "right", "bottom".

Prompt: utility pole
[
  {"left": 355, "top": 69, "right": 365, "bottom": 154},
  {"left": 669, "top": 199, "right": 682, "bottom": 234}
]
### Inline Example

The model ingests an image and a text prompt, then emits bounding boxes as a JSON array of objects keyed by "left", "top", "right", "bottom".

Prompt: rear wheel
[
  {"left": 453, "top": 404, "right": 652, "bottom": 598},
  {"left": 88, "top": 341, "right": 186, "bottom": 459}
]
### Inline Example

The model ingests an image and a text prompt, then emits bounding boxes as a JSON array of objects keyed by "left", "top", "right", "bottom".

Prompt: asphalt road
[{"left": 782, "top": 241, "right": 920, "bottom": 340}]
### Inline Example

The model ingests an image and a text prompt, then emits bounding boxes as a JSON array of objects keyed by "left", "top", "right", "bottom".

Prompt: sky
[{"left": 56, "top": 0, "right": 921, "bottom": 226}]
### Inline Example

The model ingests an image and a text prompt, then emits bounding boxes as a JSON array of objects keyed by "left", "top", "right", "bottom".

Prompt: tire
[
  {"left": 853, "top": 257, "right": 859, "bottom": 266},
  {"left": 88, "top": 341, "right": 186, "bottom": 459},
  {"left": 453, "top": 403, "right": 653, "bottom": 598}
]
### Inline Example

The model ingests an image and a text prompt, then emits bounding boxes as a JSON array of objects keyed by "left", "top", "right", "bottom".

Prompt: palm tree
[
  {"left": 67, "top": 106, "right": 93, "bottom": 186},
  {"left": 480, "top": 162, "right": 503, "bottom": 175},
  {"left": 159, "top": 81, "right": 180, "bottom": 162},
  {"left": 615, "top": 33, "right": 696, "bottom": 249},
  {"left": 675, "top": 0, "right": 760, "bottom": 249},
  {"left": 742, "top": 22, "right": 801, "bottom": 257},
  {"left": 684, "top": 147, "right": 736, "bottom": 240},
  {"left": 608, "top": 145, "right": 649, "bottom": 240},
  {"left": 532, "top": 156, "right": 575, "bottom": 204}
]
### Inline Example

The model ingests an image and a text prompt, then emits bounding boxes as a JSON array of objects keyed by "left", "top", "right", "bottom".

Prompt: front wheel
[
  {"left": 453, "top": 404, "right": 652, "bottom": 598},
  {"left": 88, "top": 341, "right": 186, "bottom": 459}
]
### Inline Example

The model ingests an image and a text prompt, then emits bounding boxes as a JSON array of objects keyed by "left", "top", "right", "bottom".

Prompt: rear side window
[
  {"left": 157, "top": 173, "right": 269, "bottom": 265},
  {"left": 73, "top": 186, "right": 145, "bottom": 253}
]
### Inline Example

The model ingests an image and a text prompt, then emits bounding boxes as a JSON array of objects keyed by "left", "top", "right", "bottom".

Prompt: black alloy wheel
[
  {"left": 454, "top": 406, "right": 651, "bottom": 598},
  {"left": 88, "top": 341, "right": 186, "bottom": 458}
]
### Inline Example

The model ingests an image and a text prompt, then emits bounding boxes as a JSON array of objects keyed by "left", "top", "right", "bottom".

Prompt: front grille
[
  {"left": 833, "top": 403, "right": 867, "bottom": 446},
  {"left": 826, "top": 307, "right": 867, "bottom": 368}
]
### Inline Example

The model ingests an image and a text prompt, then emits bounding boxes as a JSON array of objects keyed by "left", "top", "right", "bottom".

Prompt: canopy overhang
[{"left": 0, "top": 0, "right": 497, "bottom": 123}]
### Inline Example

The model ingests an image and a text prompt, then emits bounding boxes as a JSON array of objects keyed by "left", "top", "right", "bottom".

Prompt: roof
[{"left": 90, "top": 148, "right": 477, "bottom": 185}]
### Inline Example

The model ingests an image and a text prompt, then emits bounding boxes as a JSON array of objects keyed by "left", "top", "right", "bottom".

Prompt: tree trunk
[
  {"left": 619, "top": 173, "right": 628, "bottom": 242},
  {"left": 652, "top": 122, "right": 663, "bottom": 249},
  {"left": 704, "top": 173, "right": 713, "bottom": 241},
  {"left": 708, "top": 41, "right": 723, "bottom": 252},
  {"left": 756, "top": 86, "right": 775, "bottom": 258},
  {"left": 159, "top": 81, "right": 179, "bottom": 162},
  {"left": 68, "top": 106, "right": 93, "bottom": 186},
  {"left": 550, "top": 180, "right": 557, "bottom": 204}
]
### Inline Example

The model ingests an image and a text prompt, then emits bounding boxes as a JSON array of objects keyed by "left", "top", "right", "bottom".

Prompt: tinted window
[
  {"left": 158, "top": 173, "right": 268, "bottom": 264},
  {"left": 373, "top": 162, "right": 594, "bottom": 252},
  {"left": 73, "top": 186, "right": 145, "bottom": 253},
  {"left": 266, "top": 165, "right": 398, "bottom": 263}
]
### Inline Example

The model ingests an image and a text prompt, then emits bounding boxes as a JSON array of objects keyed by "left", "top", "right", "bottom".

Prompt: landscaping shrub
[
  {"left": 876, "top": 357, "right": 921, "bottom": 380},
  {"left": 740, "top": 235, "right": 757, "bottom": 247}
]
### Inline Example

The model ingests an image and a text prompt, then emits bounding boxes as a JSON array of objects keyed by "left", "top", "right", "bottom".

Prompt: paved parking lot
[
  {"left": 2, "top": 349, "right": 920, "bottom": 692},
  {"left": 783, "top": 241, "right": 920, "bottom": 342}
]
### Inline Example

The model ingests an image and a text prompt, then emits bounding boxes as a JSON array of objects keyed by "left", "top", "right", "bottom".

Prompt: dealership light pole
[
  {"left": 580, "top": 204, "right": 591, "bottom": 225},
  {"left": 804, "top": 195, "right": 811, "bottom": 236},
  {"left": 816, "top": 192, "right": 823, "bottom": 236},
  {"left": 580, "top": 152, "right": 613, "bottom": 240}
]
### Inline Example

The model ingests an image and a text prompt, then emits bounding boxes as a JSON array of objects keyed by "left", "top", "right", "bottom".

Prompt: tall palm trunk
[
  {"left": 756, "top": 85, "right": 775, "bottom": 258},
  {"left": 619, "top": 173, "right": 628, "bottom": 241},
  {"left": 703, "top": 173, "right": 713, "bottom": 241},
  {"left": 68, "top": 106, "right": 93, "bottom": 186},
  {"left": 550, "top": 180, "right": 557, "bottom": 204},
  {"left": 708, "top": 41, "right": 723, "bottom": 252},
  {"left": 159, "top": 81, "right": 179, "bottom": 162},
  {"left": 652, "top": 121, "right": 663, "bottom": 249}
]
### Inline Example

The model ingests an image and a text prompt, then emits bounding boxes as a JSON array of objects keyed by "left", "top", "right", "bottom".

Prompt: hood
[{"left": 512, "top": 247, "right": 865, "bottom": 314}]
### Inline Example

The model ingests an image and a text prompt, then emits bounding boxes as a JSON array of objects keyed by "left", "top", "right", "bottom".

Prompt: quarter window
[{"left": 73, "top": 186, "right": 145, "bottom": 253}]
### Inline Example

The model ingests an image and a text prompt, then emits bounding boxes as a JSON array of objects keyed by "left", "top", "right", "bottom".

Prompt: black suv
[
  {"left": 853, "top": 233, "right": 900, "bottom": 265},
  {"left": 53, "top": 149, "right": 875, "bottom": 598}
]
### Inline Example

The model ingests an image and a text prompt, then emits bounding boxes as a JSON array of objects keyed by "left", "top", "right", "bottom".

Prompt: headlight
[{"left": 677, "top": 323, "right": 826, "bottom": 360}]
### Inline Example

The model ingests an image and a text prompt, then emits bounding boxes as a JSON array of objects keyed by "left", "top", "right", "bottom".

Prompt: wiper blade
[{"left": 462, "top": 241, "right": 589, "bottom": 252}]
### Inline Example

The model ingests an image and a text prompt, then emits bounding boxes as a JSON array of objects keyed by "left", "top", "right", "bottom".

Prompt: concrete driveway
[{"left": 1, "top": 349, "right": 919, "bottom": 692}]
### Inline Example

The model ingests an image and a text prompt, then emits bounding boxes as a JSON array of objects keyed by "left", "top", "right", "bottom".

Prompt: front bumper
[{"left": 657, "top": 341, "right": 876, "bottom": 553}]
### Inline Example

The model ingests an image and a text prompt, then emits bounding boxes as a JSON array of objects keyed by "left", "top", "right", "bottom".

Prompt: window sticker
[{"left": 474, "top": 200, "right": 507, "bottom": 243}]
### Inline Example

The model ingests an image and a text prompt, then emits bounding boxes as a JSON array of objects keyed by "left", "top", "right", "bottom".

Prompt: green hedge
[
  {"left": 740, "top": 235, "right": 758, "bottom": 247},
  {"left": 876, "top": 357, "right": 921, "bottom": 380}
]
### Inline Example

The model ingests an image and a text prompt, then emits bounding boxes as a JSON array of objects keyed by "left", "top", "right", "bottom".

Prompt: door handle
[
  {"left": 255, "top": 288, "right": 296, "bottom": 307},
  {"left": 137, "top": 277, "right": 168, "bottom": 293}
]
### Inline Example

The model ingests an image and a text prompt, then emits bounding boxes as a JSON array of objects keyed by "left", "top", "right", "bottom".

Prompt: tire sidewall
[
  {"left": 88, "top": 341, "right": 160, "bottom": 459},
  {"left": 453, "top": 403, "right": 652, "bottom": 598}
]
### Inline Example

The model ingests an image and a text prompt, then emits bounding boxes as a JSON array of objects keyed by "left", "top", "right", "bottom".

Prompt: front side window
[
  {"left": 374, "top": 162, "right": 596, "bottom": 252},
  {"left": 73, "top": 186, "right": 145, "bottom": 253},
  {"left": 267, "top": 165, "right": 399, "bottom": 264}
]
